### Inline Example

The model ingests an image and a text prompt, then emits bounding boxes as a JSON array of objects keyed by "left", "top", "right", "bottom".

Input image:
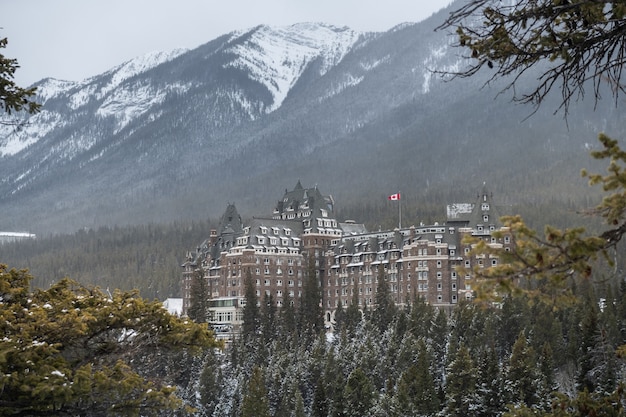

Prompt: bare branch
[{"left": 437, "top": 0, "right": 626, "bottom": 115}]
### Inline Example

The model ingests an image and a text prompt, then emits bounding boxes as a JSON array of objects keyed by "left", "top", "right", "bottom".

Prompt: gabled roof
[
  {"left": 274, "top": 182, "right": 337, "bottom": 233},
  {"left": 209, "top": 203, "right": 245, "bottom": 259}
]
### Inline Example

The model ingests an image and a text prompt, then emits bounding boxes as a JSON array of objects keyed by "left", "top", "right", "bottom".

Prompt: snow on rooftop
[{"left": 163, "top": 298, "right": 183, "bottom": 316}]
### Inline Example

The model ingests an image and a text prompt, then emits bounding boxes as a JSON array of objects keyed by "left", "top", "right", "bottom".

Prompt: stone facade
[{"left": 181, "top": 182, "right": 512, "bottom": 329}]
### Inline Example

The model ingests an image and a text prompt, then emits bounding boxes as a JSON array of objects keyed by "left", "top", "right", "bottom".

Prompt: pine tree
[
  {"left": 372, "top": 266, "right": 396, "bottom": 333},
  {"left": 431, "top": 307, "right": 449, "bottom": 374},
  {"left": 240, "top": 366, "right": 271, "bottom": 417},
  {"left": 577, "top": 292, "right": 600, "bottom": 393},
  {"left": 444, "top": 344, "right": 480, "bottom": 417},
  {"left": 505, "top": 330, "right": 540, "bottom": 408},
  {"left": 498, "top": 295, "right": 531, "bottom": 357},
  {"left": 345, "top": 280, "right": 363, "bottom": 336},
  {"left": 311, "top": 377, "right": 329, "bottom": 417},
  {"left": 261, "top": 292, "right": 277, "bottom": 342},
  {"left": 395, "top": 339, "right": 440, "bottom": 416},
  {"left": 294, "top": 388, "right": 306, "bottom": 417},
  {"left": 280, "top": 291, "right": 298, "bottom": 344},
  {"left": 0, "top": 37, "right": 41, "bottom": 121},
  {"left": 298, "top": 256, "right": 323, "bottom": 343},
  {"left": 199, "top": 349, "right": 223, "bottom": 412},
  {"left": 537, "top": 341, "right": 556, "bottom": 409},
  {"left": 476, "top": 347, "right": 504, "bottom": 417},
  {"left": 188, "top": 267, "right": 210, "bottom": 323},
  {"left": 0, "top": 266, "right": 217, "bottom": 416},
  {"left": 408, "top": 294, "right": 434, "bottom": 339},
  {"left": 439, "top": 0, "right": 626, "bottom": 114},
  {"left": 343, "top": 367, "right": 375, "bottom": 417},
  {"left": 241, "top": 269, "right": 260, "bottom": 346},
  {"left": 334, "top": 297, "right": 346, "bottom": 332}
]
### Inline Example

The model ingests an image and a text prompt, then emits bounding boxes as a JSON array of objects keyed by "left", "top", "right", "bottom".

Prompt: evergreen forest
[{"left": 192, "top": 270, "right": 626, "bottom": 416}]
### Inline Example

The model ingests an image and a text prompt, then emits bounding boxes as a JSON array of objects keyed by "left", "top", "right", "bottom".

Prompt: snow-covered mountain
[{"left": 0, "top": 4, "right": 622, "bottom": 235}]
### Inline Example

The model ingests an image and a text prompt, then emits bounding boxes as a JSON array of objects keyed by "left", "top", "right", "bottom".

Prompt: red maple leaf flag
[{"left": 388, "top": 193, "right": 401, "bottom": 201}]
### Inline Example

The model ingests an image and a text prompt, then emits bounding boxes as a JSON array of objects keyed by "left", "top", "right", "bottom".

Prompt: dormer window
[
  {"left": 260, "top": 227, "right": 268, "bottom": 234},
  {"left": 482, "top": 203, "right": 490, "bottom": 211}
]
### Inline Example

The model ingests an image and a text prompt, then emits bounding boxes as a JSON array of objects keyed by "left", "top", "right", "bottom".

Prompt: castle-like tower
[{"left": 182, "top": 182, "right": 511, "bottom": 331}]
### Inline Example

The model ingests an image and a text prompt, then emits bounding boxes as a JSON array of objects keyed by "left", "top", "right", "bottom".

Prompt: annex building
[{"left": 181, "top": 181, "right": 512, "bottom": 332}]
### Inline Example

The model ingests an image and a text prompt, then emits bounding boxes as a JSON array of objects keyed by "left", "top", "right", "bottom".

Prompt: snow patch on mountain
[
  {"left": 69, "top": 84, "right": 97, "bottom": 110},
  {"left": 0, "top": 110, "right": 64, "bottom": 156},
  {"left": 360, "top": 55, "right": 390, "bottom": 71},
  {"left": 66, "top": 50, "right": 187, "bottom": 111},
  {"left": 97, "top": 84, "right": 165, "bottom": 132},
  {"left": 34, "top": 78, "right": 79, "bottom": 103},
  {"left": 225, "top": 23, "right": 360, "bottom": 112},
  {"left": 98, "top": 81, "right": 190, "bottom": 133},
  {"left": 97, "top": 49, "right": 187, "bottom": 98},
  {"left": 318, "top": 73, "right": 364, "bottom": 103},
  {"left": 420, "top": 38, "right": 461, "bottom": 94}
]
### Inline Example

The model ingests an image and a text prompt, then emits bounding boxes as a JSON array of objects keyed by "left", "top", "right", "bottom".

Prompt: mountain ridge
[{"left": 0, "top": 4, "right": 621, "bottom": 235}]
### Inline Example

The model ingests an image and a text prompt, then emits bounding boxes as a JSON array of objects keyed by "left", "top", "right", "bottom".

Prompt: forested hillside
[{"left": 0, "top": 220, "right": 213, "bottom": 299}]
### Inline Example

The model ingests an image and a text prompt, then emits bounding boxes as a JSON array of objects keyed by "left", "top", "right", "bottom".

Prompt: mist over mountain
[{"left": 0, "top": 3, "right": 622, "bottom": 236}]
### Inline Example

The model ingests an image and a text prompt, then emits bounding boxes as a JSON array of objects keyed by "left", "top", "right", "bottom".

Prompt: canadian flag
[{"left": 388, "top": 193, "right": 401, "bottom": 201}]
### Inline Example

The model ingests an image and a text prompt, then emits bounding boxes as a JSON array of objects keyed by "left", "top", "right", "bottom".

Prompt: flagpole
[{"left": 398, "top": 191, "right": 401, "bottom": 229}]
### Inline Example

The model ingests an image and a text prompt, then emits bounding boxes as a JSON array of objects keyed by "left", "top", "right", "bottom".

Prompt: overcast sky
[{"left": 2, "top": 0, "right": 453, "bottom": 86}]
